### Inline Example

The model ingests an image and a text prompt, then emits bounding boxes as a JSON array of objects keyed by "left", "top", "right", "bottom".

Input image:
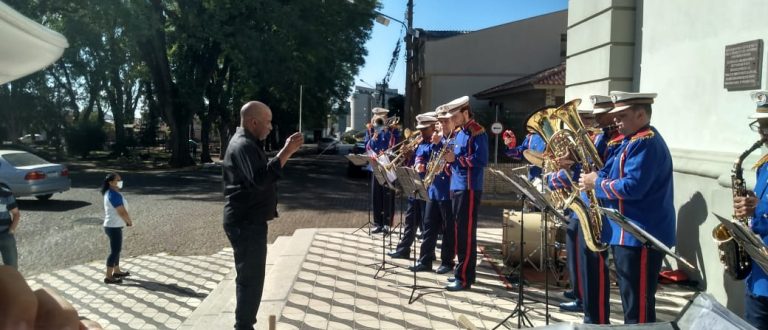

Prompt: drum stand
[{"left": 494, "top": 195, "right": 534, "bottom": 329}]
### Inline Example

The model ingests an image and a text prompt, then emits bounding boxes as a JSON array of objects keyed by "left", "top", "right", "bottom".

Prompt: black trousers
[
  {"left": 224, "top": 220, "right": 268, "bottom": 330},
  {"left": 371, "top": 176, "right": 394, "bottom": 227},
  {"left": 564, "top": 217, "right": 582, "bottom": 303},
  {"left": 746, "top": 293, "right": 768, "bottom": 330},
  {"left": 579, "top": 228, "right": 610, "bottom": 324},
  {"left": 452, "top": 189, "right": 481, "bottom": 285},
  {"left": 394, "top": 198, "right": 425, "bottom": 254},
  {"left": 612, "top": 245, "right": 664, "bottom": 324},
  {"left": 418, "top": 199, "right": 453, "bottom": 266}
]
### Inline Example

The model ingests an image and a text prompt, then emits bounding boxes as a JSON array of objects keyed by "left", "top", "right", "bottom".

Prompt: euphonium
[
  {"left": 713, "top": 139, "right": 763, "bottom": 280},
  {"left": 529, "top": 99, "right": 609, "bottom": 252}
]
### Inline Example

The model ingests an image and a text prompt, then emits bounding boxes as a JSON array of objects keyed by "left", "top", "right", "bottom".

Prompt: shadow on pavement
[{"left": 16, "top": 199, "right": 91, "bottom": 212}]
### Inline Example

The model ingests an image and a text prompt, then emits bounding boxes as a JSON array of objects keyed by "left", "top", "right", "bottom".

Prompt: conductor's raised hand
[{"left": 284, "top": 132, "right": 304, "bottom": 155}]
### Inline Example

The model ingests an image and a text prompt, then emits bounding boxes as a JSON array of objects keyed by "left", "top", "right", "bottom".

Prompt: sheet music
[
  {"left": 489, "top": 168, "right": 569, "bottom": 224},
  {"left": 714, "top": 213, "right": 768, "bottom": 274},
  {"left": 394, "top": 167, "right": 428, "bottom": 201},
  {"left": 345, "top": 154, "right": 370, "bottom": 167},
  {"left": 600, "top": 207, "right": 696, "bottom": 270}
]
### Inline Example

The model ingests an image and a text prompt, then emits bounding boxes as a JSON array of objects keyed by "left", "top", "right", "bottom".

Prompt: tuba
[
  {"left": 527, "top": 100, "right": 609, "bottom": 252},
  {"left": 712, "top": 139, "right": 763, "bottom": 280}
]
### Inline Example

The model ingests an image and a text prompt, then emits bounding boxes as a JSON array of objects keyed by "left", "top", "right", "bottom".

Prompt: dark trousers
[
  {"left": 746, "top": 293, "right": 768, "bottom": 330},
  {"left": 565, "top": 218, "right": 582, "bottom": 303},
  {"left": 371, "top": 176, "right": 394, "bottom": 227},
  {"left": 395, "top": 199, "right": 425, "bottom": 254},
  {"left": 418, "top": 199, "right": 453, "bottom": 266},
  {"left": 580, "top": 228, "right": 610, "bottom": 324},
  {"left": 224, "top": 221, "right": 268, "bottom": 330},
  {"left": 104, "top": 227, "right": 123, "bottom": 267},
  {"left": 612, "top": 245, "right": 664, "bottom": 324},
  {"left": 453, "top": 190, "right": 481, "bottom": 285},
  {"left": 0, "top": 232, "right": 18, "bottom": 268}
]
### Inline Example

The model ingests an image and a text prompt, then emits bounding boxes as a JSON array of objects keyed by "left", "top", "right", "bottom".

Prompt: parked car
[
  {"left": 0, "top": 150, "right": 70, "bottom": 200},
  {"left": 317, "top": 137, "right": 339, "bottom": 154}
]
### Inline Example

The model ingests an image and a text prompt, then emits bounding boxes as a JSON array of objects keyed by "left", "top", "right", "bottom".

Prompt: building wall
[
  {"left": 420, "top": 10, "right": 567, "bottom": 116},
  {"left": 566, "top": 0, "right": 768, "bottom": 313},
  {"left": 347, "top": 86, "right": 398, "bottom": 133}
]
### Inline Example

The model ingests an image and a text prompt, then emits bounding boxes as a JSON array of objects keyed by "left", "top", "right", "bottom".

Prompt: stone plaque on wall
[{"left": 724, "top": 39, "right": 763, "bottom": 91}]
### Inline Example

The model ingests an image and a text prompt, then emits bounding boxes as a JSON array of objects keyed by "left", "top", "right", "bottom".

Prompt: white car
[{"left": 0, "top": 150, "right": 71, "bottom": 200}]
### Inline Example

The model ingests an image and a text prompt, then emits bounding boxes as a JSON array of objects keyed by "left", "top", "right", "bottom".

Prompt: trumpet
[{"left": 383, "top": 129, "right": 421, "bottom": 169}]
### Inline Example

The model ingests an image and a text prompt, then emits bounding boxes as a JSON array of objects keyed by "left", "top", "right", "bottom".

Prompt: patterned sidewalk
[
  {"left": 274, "top": 229, "right": 696, "bottom": 329},
  {"left": 25, "top": 249, "right": 233, "bottom": 329}
]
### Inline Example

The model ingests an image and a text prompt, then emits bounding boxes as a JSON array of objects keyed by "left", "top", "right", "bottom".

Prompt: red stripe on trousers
[
  {"left": 599, "top": 252, "right": 606, "bottom": 323},
  {"left": 576, "top": 234, "right": 583, "bottom": 299},
  {"left": 639, "top": 247, "right": 648, "bottom": 323},
  {"left": 460, "top": 189, "right": 475, "bottom": 285}
]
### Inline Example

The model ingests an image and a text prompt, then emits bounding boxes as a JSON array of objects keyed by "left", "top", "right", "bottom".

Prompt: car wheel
[{"left": 35, "top": 194, "right": 53, "bottom": 201}]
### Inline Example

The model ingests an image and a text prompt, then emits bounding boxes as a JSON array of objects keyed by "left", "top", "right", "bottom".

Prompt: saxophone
[
  {"left": 712, "top": 139, "right": 763, "bottom": 280},
  {"left": 423, "top": 131, "right": 455, "bottom": 188}
]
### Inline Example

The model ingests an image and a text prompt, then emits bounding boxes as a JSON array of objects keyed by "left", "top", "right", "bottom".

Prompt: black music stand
[
  {"left": 347, "top": 154, "right": 373, "bottom": 235},
  {"left": 713, "top": 213, "right": 768, "bottom": 273},
  {"left": 599, "top": 207, "right": 697, "bottom": 270},
  {"left": 371, "top": 161, "right": 401, "bottom": 279},
  {"left": 490, "top": 169, "right": 569, "bottom": 329},
  {"left": 393, "top": 166, "right": 442, "bottom": 303}
]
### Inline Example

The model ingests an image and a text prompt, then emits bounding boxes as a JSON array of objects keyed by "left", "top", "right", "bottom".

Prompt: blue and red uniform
[
  {"left": 577, "top": 127, "right": 622, "bottom": 324},
  {"left": 449, "top": 120, "right": 488, "bottom": 289},
  {"left": 391, "top": 140, "right": 430, "bottom": 256},
  {"left": 744, "top": 157, "right": 768, "bottom": 329},
  {"left": 594, "top": 125, "right": 675, "bottom": 324},
  {"left": 365, "top": 125, "right": 401, "bottom": 230},
  {"left": 416, "top": 135, "right": 455, "bottom": 271},
  {"left": 505, "top": 133, "right": 546, "bottom": 181}
]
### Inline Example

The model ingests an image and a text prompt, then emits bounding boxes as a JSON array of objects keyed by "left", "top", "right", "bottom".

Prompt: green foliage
[
  {"left": 4, "top": 0, "right": 378, "bottom": 166},
  {"left": 64, "top": 121, "right": 107, "bottom": 158}
]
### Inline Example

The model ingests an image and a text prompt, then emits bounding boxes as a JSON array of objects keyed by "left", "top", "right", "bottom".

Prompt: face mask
[{"left": 117, "top": 181, "right": 124, "bottom": 189}]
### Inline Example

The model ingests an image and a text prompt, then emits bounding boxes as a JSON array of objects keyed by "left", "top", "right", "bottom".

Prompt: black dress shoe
[
  {"left": 559, "top": 300, "right": 583, "bottom": 312},
  {"left": 371, "top": 226, "right": 384, "bottom": 234},
  {"left": 435, "top": 265, "right": 453, "bottom": 274},
  {"left": 408, "top": 264, "right": 432, "bottom": 272},
  {"left": 445, "top": 281, "right": 471, "bottom": 291},
  {"left": 387, "top": 251, "right": 410, "bottom": 259},
  {"left": 563, "top": 290, "right": 576, "bottom": 300}
]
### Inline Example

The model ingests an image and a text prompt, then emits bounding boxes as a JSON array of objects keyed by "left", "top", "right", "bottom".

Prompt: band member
[
  {"left": 733, "top": 91, "right": 768, "bottom": 330},
  {"left": 365, "top": 107, "right": 400, "bottom": 234},
  {"left": 576, "top": 96, "right": 616, "bottom": 324},
  {"left": 442, "top": 96, "right": 488, "bottom": 291},
  {"left": 504, "top": 127, "right": 546, "bottom": 182},
  {"left": 410, "top": 109, "right": 456, "bottom": 274},
  {"left": 388, "top": 114, "right": 437, "bottom": 259},
  {"left": 579, "top": 92, "right": 675, "bottom": 324}
]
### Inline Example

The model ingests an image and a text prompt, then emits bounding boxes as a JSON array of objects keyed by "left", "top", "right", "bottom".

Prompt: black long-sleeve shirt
[{"left": 222, "top": 127, "right": 283, "bottom": 224}]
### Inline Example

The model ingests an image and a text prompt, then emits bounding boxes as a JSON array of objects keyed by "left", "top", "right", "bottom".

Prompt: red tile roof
[{"left": 474, "top": 62, "right": 565, "bottom": 98}]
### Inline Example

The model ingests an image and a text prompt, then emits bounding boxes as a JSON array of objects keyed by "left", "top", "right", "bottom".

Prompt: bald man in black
[{"left": 223, "top": 101, "right": 303, "bottom": 330}]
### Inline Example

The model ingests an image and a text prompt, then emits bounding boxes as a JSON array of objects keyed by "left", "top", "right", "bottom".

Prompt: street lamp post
[{"left": 373, "top": 1, "right": 414, "bottom": 128}]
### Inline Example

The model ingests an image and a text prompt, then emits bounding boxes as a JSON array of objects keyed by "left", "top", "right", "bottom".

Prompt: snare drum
[{"left": 502, "top": 209, "right": 565, "bottom": 267}]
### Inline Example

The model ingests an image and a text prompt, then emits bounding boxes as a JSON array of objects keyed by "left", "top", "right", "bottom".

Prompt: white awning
[{"left": 0, "top": 1, "right": 68, "bottom": 85}]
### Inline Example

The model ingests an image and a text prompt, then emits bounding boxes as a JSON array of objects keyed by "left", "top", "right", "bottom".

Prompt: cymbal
[{"left": 523, "top": 150, "right": 545, "bottom": 167}]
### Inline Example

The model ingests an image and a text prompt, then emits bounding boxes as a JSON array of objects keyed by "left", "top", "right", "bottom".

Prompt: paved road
[{"left": 14, "top": 147, "right": 502, "bottom": 276}]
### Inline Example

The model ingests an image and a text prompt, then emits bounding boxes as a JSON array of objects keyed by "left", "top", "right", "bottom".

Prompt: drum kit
[{"left": 502, "top": 209, "right": 567, "bottom": 280}]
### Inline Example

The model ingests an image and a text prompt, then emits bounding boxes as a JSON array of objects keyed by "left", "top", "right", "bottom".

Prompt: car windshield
[{"left": 2, "top": 152, "right": 50, "bottom": 167}]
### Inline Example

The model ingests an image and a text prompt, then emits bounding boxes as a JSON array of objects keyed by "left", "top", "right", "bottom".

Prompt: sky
[{"left": 355, "top": 0, "right": 568, "bottom": 93}]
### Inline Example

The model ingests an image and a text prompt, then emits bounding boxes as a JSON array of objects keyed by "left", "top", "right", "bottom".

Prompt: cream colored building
[
  {"left": 413, "top": 10, "right": 567, "bottom": 116},
  {"left": 566, "top": 0, "right": 768, "bottom": 315}
]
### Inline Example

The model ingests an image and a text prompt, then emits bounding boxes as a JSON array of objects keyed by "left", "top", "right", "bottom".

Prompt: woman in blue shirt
[{"left": 100, "top": 173, "right": 133, "bottom": 284}]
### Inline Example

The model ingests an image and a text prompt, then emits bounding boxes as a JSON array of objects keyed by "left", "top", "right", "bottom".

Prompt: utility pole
[{"left": 404, "top": 0, "right": 414, "bottom": 128}]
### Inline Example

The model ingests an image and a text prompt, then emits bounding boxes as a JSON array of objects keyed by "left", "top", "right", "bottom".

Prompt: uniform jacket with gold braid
[
  {"left": 594, "top": 128, "right": 625, "bottom": 163},
  {"left": 747, "top": 158, "right": 768, "bottom": 297},
  {"left": 450, "top": 120, "right": 489, "bottom": 191},
  {"left": 594, "top": 126, "right": 676, "bottom": 247}
]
